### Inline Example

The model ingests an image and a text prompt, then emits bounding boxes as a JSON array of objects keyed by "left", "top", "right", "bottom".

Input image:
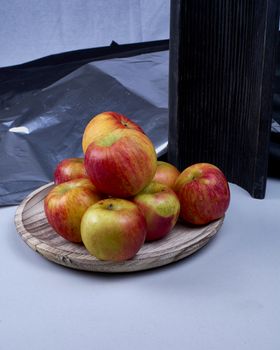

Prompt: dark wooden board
[{"left": 168, "top": 0, "right": 280, "bottom": 198}]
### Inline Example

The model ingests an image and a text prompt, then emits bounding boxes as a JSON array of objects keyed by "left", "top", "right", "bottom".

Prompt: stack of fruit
[{"left": 44, "top": 111, "right": 230, "bottom": 262}]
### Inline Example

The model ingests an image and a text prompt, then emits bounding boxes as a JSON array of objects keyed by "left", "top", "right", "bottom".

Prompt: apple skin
[
  {"left": 81, "top": 198, "right": 147, "bottom": 261},
  {"left": 44, "top": 178, "right": 103, "bottom": 243},
  {"left": 82, "top": 111, "right": 144, "bottom": 153},
  {"left": 85, "top": 129, "right": 157, "bottom": 197},
  {"left": 133, "top": 181, "right": 180, "bottom": 241},
  {"left": 54, "top": 158, "right": 88, "bottom": 185},
  {"left": 153, "top": 161, "right": 180, "bottom": 190},
  {"left": 174, "top": 163, "right": 230, "bottom": 225}
]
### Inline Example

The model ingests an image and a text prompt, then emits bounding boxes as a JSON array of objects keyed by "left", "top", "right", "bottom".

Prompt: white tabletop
[{"left": 1, "top": 179, "right": 280, "bottom": 350}]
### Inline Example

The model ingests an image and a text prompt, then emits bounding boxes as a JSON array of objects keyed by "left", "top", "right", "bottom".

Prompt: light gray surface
[
  {"left": 0, "top": 0, "right": 170, "bottom": 67},
  {"left": 1, "top": 179, "right": 280, "bottom": 350}
]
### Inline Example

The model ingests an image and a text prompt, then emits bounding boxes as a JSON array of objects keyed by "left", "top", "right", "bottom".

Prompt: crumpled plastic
[{"left": 0, "top": 50, "right": 168, "bottom": 206}]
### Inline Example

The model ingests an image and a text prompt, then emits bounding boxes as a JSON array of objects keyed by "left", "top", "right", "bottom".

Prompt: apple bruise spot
[{"left": 120, "top": 118, "right": 129, "bottom": 128}]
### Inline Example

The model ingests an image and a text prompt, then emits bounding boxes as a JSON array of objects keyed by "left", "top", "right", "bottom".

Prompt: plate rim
[{"left": 14, "top": 182, "right": 224, "bottom": 273}]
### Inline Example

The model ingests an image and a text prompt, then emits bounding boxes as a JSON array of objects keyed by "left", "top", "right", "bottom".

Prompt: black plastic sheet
[{"left": 0, "top": 44, "right": 168, "bottom": 206}]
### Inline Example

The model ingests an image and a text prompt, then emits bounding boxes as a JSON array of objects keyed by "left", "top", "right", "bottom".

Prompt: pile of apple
[{"left": 44, "top": 111, "right": 230, "bottom": 262}]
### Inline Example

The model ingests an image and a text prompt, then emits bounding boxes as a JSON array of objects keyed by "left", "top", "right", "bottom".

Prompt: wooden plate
[{"left": 14, "top": 183, "right": 224, "bottom": 273}]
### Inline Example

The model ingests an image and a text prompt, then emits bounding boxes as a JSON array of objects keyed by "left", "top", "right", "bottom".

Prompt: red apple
[
  {"left": 82, "top": 111, "right": 144, "bottom": 153},
  {"left": 133, "top": 181, "right": 180, "bottom": 241},
  {"left": 174, "top": 163, "right": 230, "bottom": 225},
  {"left": 85, "top": 129, "right": 157, "bottom": 197},
  {"left": 153, "top": 161, "right": 180, "bottom": 190},
  {"left": 44, "top": 178, "right": 103, "bottom": 242},
  {"left": 81, "top": 198, "right": 147, "bottom": 261},
  {"left": 54, "top": 158, "right": 88, "bottom": 184}
]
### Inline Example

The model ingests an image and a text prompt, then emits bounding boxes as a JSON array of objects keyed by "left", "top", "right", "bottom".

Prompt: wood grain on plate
[{"left": 14, "top": 182, "right": 224, "bottom": 273}]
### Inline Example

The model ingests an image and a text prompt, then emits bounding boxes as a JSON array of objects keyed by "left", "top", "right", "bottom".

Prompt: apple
[
  {"left": 174, "top": 163, "right": 230, "bottom": 225},
  {"left": 85, "top": 128, "right": 157, "bottom": 197},
  {"left": 153, "top": 161, "right": 180, "bottom": 190},
  {"left": 81, "top": 198, "right": 147, "bottom": 261},
  {"left": 44, "top": 178, "right": 103, "bottom": 243},
  {"left": 82, "top": 111, "right": 144, "bottom": 153},
  {"left": 133, "top": 181, "right": 180, "bottom": 241},
  {"left": 54, "top": 158, "right": 88, "bottom": 184}
]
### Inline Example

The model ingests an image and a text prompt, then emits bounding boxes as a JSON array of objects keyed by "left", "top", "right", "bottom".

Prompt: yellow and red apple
[
  {"left": 85, "top": 129, "right": 157, "bottom": 197},
  {"left": 82, "top": 111, "right": 144, "bottom": 153},
  {"left": 54, "top": 158, "right": 88, "bottom": 184},
  {"left": 133, "top": 181, "right": 180, "bottom": 241},
  {"left": 81, "top": 198, "right": 147, "bottom": 261},
  {"left": 44, "top": 178, "right": 103, "bottom": 243},
  {"left": 174, "top": 163, "right": 230, "bottom": 225},
  {"left": 153, "top": 161, "right": 180, "bottom": 190}
]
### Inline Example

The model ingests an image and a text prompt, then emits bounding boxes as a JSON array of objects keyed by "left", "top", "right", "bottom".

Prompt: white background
[{"left": 0, "top": 0, "right": 170, "bottom": 67}]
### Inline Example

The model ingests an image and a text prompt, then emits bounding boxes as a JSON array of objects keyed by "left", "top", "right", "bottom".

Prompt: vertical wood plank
[{"left": 168, "top": 0, "right": 279, "bottom": 198}]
